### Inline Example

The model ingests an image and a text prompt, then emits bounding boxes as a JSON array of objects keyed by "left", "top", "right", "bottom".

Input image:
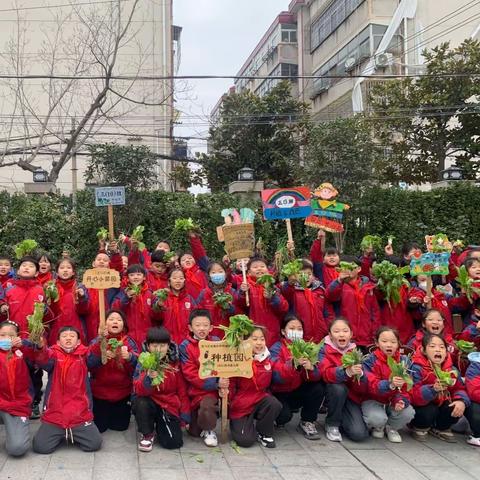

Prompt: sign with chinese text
[
  {"left": 82, "top": 268, "right": 121, "bottom": 289},
  {"left": 261, "top": 187, "right": 312, "bottom": 221},
  {"left": 410, "top": 253, "right": 450, "bottom": 277},
  {"left": 95, "top": 186, "right": 126, "bottom": 207},
  {"left": 222, "top": 224, "right": 255, "bottom": 260},
  {"left": 198, "top": 340, "right": 253, "bottom": 379}
]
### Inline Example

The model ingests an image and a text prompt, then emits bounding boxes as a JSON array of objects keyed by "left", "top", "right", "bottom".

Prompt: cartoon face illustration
[{"left": 313, "top": 183, "right": 338, "bottom": 200}]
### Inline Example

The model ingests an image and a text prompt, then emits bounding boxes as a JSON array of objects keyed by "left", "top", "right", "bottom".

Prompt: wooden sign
[
  {"left": 222, "top": 224, "right": 255, "bottom": 260},
  {"left": 198, "top": 340, "right": 253, "bottom": 379},
  {"left": 261, "top": 187, "right": 312, "bottom": 221},
  {"left": 94, "top": 186, "right": 126, "bottom": 240},
  {"left": 410, "top": 253, "right": 450, "bottom": 277},
  {"left": 83, "top": 268, "right": 121, "bottom": 289}
]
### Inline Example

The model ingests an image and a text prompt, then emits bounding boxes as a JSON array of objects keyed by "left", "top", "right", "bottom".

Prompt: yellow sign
[
  {"left": 198, "top": 340, "right": 253, "bottom": 379},
  {"left": 222, "top": 224, "right": 255, "bottom": 260},
  {"left": 82, "top": 268, "right": 121, "bottom": 289}
]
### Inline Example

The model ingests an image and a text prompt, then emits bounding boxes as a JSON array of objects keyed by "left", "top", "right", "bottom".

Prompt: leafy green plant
[
  {"left": 338, "top": 261, "right": 358, "bottom": 273},
  {"left": 256, "top": 274, "right": 276, "bottom": 296},
  {"left": 108, "top": 338, "right": 124, "bottom": 351},
  {"left": 287, "top": 339, "right": 321, "bottom": 369},
  {"left": 44, "top": 281, "right": 59, "bottom": 304},
  {"left": 455, "top": 340, "right": 476, "bottom": 355},
  {"left": 27, "top": 302, "right": 45, "bottom": 345},
  {"left": 219, "top": 315, "right": 255, "bottom": 348},
  {"left": 14, "top": 239, "right": 38, "bottom": 259},
  {"left": 126, "top": 284, "right": 142, "bottom": 297},
  {"left": 341, "top": 349, "right": 364, "bottom": 383},
  {"left": 153, "top": 288, "right": 169, "bottom": 302},
  {"left": 372, "top": 261, "right": 410, "bottom": 306},
  {"left": 456, "top": 265, "right": 480, "bottom": 303},
  {"left": 96, "top": 227, "right": 109, "bottom": 241},
  {"left": 281, "top": 259, "right": 303, "bottom": 278},
  {"left": 131, "top": 225, "right": 145, "bottom": 251},
  {"left": 138, "top": 351, "right": 174, "bottom": 386},
  {"left": 433, "top": 364, "right": 457, "bottom": 388},
  {"left": 174, "top": 218, "right": 197, "bottom": 233},
  {"left": 213, "top": 292, "right": 233, "bottom": 310},
  {"left": 387, "top": 356, "right": 413, "bottom": 390},
  {"left": 360, "top": 235, "right": 382, "bottom": 252}
]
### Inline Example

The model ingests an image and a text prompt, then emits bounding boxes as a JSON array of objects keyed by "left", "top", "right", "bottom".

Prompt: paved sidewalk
[{"left": 0, "top": 417, "right": 479, "bottom": 480}]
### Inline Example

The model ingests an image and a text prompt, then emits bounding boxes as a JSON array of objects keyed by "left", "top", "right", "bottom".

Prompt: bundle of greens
[
  {"left": 108, "top": 338, "right": 124, "bottom": 351},
  {"left": 138, "top": 351, "right": 174, "bottom": 386},
  {"left": 455, "top": 340, "right": 477, "bottom": 355},
  {"left": 287, "top": 339, "right": 321, "bottom": 371},
  {"left": 371, "top": 261, "right": 410, "bottom": 306},
  {"left": 219, "top": 315, "right": 255, "bottom": 348},
  {"left": 163, "top": 251, "right": 176, "bottom": 263},
  {"left": 431, "top": 233, "right": 451, "bottom": 253},
  {"left": 153, "top": 288, "right": 169, "bottom": 302},
  {"left": 27, "top": 302, "right": 45, "bottom": 345},
  {"left": 360, "top": 235, "right": 382, "bottom": 253},
  {"left": 44, "top": 281, "right": 59, "bottom": 304},
  {"left": 257, "top": 274, "right": 276, "bottom": 296},
  {"left": 96, "top": 227, "right": 109, "bottom": 241},
  {"left": 456, "top": 265, "right": 480, "bottom": 303},
  {"left": 14, "top": 239, "right": 38, "bottom": 259},
  {"left": 273, "top": 236, "right": 290, "bottom": 277},
  {"left": 131, "top": 225, "right": 146, "bottom": 251},
  {"left": 387, "top": 235, "right": 395, "bottom": 246},
  {"left": 174, "top": 218, "right": 198, "bottom": 233},
  {"left": 387, "top": 356, "right": 413, "bottom": 390},
  {"left": 298, "top": 272, "right": 310, "bottom": 289},
  {"left": 213, "top": 291, "right": 233, "bottom": 310},
  {"left": 337, "top": 261, "right": 358, "bottom": 273},
  {"left": 127, "top": 284, "right": 142, "bottom": 297},
  {"left": 281, "top": 259, "right": 303, "bottom": 278},
  {"left": 433, "top": 364, "right": 457, "bottom": 388},
  {"left": 341, "top": 349, "right": 364, "bottom": 383}
]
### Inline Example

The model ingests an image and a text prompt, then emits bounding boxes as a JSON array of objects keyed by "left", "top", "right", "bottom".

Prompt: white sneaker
[
  {"left": 371, "top": 427, "right": 384, "bottom": 439},
  {"left": 325, "top": 426, "right": 342, "bottom": 442},
  {"left": 200, "top": 430, "right": 218, "bottom": 447},
  {"left": 386, "top": 426, "right": 402, "bottom": 443},
  {"left": 466, "top": 435, "right": 480, "bottom": 447}
]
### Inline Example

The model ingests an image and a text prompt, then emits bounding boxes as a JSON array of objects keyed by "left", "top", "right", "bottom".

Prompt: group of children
[{"left": 0, "top": 227, "right": 480, "bottom": 456}]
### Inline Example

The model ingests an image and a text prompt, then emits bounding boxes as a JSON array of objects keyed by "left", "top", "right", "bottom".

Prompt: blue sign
[
  {"left": 261, "top": 187, "right": 312, "bottom": 221},
  {"left": 95, "top": 186, "right": 126, "bottom": 207}
]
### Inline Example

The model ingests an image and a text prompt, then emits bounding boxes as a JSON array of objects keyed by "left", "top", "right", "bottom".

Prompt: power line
[{"left": 0, "top": 0, "right": 129, "bottom": 13}]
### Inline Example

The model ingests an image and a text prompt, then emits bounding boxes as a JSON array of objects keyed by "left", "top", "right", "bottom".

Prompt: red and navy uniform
[
  {"left": 146, "top": 270, "right": 168, "bottom": 292},
  {"left": 466, "top": 360, "right": 480, "bottom": 403},
  {"left": 458, "top": 314, "right": 480, "bottom": 349},
  {"left": 0, "top": 272, "right": 14, "bottom": 290},
  {"left": 37, "top": 271, "right": 54, "bottom": 287},
  {"left": 184, "top": 235, "right": 209, "bottom": 300},
  {"left": 310, "top": 239, "right": 339, "bottom": 288}
]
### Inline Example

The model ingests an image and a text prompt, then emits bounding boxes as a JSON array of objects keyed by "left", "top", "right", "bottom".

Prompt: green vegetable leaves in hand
[
  {"left": 97, "top": 227, "right": 109, "bottom": 241},
  {"left": 27, "top": 302, "right": 45, "bottom": 345},
  {"left": 213, "top": 291, "right": 233, "bottom": 310},
  {"left": 338, "top": 261, "right": 358, "bottom": 273},
  {"left": 219, "top": 315, "right": 255, "bottom": 348},
  {"left": 360, "top": 235, "right": 382, "bottom": 253},
  {"left": 14, "top": 239, "right": 38, "bottom": 259},
  {"left": 372, "top": 261, "right": 410, "bottom": 306},
  {"left": 256, "top": 274, "right": 276, "bottom": 296},
  {"left": 287, "top": 339, "right": 321, "bottom": 370},
  {"left": 387, "top": 356, "right": 413, "bottom": 391},
  {"left": 455, "top": 340, "right": 476, "bottom": 355},
  {"left": 131, "top": 225, "right": 146, "bottom": 251},
  {"left": 174, "top": 218, "right": 198, "bottom": 233},
  {"left": 341, "top": 348, "right": 364, "bottom": 383},
  {"left": 281, "top": 259, "right": 303, "bottom": 278},
  {"left": 433, "top": 364, "right": 457, "bottom": 388},
  {"left": 138, "top": 351, "right": 174, "bottom": 387},
  {"left": 456, "top": 265, "right": 480, "bottom": 303},
  {"left": 153, "top": 288, "right": 169, "bottom": 302},
  {"left": 44, "top": 281, "right": 59, "bottom": 304}
]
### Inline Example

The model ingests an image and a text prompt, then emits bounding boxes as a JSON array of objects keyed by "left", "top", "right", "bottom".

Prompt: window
[
  {"left": 311, "top": 0, "right": 366, "bottom": 51},
  {"left": 281, "top": 24, "right": 297, "bottom": 43},
  {"left": 256, "top": 63, "right": 298, "bottom": 97}
]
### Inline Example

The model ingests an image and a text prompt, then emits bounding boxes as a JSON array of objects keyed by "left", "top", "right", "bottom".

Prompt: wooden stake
[
  {"left": 107, "top": 204, "right": 114, "bottom": 240},
  {"left": 221, "top": 389, "right": 229, "bottom": 443},
  {"left": 241, "top": 260, "right": 249, "bottom": 307},
  {"left": 426, "top": 277, "right": 433, "bottom": 309},
  {"left": 285, "top": 218, "right": 293, "bottom": 243},
  {"left": 98, "top": 289, "right": 108, "bottom": 364}
]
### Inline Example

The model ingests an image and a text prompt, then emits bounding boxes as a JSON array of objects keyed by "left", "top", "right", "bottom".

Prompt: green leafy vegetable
[
  {"left": 338, "top": 261, "right": 358, "bottom": 273},
  {"left": 273, "top": 236, "right": 290, "bottom": 278},
  {"left": 281, "top": 259, "right": 303, "bottom": 278},
  {"left": 163, "top": 251, "right": 176, "bottom": 262},
  {"left": 298, "top": 272, "right": 310, "bottom": 289},
  {"left": 174, "top": 218, "right": 198, "bottom": 233},
  {"left": 387, "top": 356, "right": 413, "bottom": 391},
  {"left": 219, "top": 315, "right": 255, "bottom": 348},
  {"left": 287, "top": 339, "right": 321, "bottom": 371},
  {"left": 213, "top": 291, "right": 233, "bottom": 310},
  {"left": 360, "top": 235, "right": 382, "bottom": 252},
  {"left": 341, "top": 349, "right": 364, "bottom": 383},
  {"left": 27, "top": 302, "right": 45, "bottom": 345},
  {"left": 44, "top": 281, "right": 59, "bottom": 304},
  {"left": 230, "top": 441, "right": 243, "bottom": 455},
  {"left": 96, "top": 227, "right": 109, "bottom": 241},
  {"left": 433, "top": 364, "right": 457, "bottom": 388},
  {"left": 138, "top": 351, "right": 175, "bottom": 386},
  {"left": 131, "top": 225, "right": 146, "bottom": 251},
  {"left": 387, "top": 235, "right": 395, "bottom": 246},
  {"left": 455, "top": 340, "right": 476, "bottom": 355},
  {"left": 127, "top": 284, "right": 142, "bottom": 297},
  {"left": 256, "top": 274, "right": 276, "bottom": 296},
  {"left": 456, "top": 265, "right": 480, "bottom": 303},
  {"left": 108, "top": 338, "right": 124, "bottom": 351},
  {"left": 372, "top": 261, "right": 410, "bottom": 306},
  {"left": 153, "top": 288, "right": 169, "bottom": 302},
  {"left": 14, "top": 239, "right": 38, "bottom": 259}
]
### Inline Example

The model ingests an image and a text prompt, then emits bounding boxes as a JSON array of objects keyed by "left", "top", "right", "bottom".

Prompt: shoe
[
  {"left": 429, "top": 428, "right": 457, "bottom": 443},
  {"left": 412, "top": 428, "right": 429, "bottom": 442},
  {"left": 297, "top": 421, "right": 321, "bottom": 440},
  {"left": 371, "top": 427, "right": 385, "bottom": 439},
  {"left": 138, "top": 433, "right": 155, "bottom": 452},
  {"left": 200, "top": 430, "right": 218, "bottom": 447},
  {"left": 257, "top": 434, "right": 276, "bottom": 448},
  {"left": 30, "top": 403, "right": 41, "bottom": 420},
  {"left": 325, "top": 425, "right": 342, "bottom": 442},
  {"left": 386, "top": 426, "right": 402, "bottom": 443},
  {"left": 466, "top": 435, "right": 480, "bottom": 447}
]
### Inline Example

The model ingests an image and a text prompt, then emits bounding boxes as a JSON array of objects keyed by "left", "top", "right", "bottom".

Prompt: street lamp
[
  {"left": 238, "top": 167, "right": 255, "bottom": 181},
  {"left": 33, "top": 169, "right": 48, "bottom": 183},
  {"left": 440, "top": 166, "right": 463, "bottom": 181}
]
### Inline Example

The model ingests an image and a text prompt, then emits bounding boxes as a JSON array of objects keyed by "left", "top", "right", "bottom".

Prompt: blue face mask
[
  {"left": 210, "top": 273, "right": 226, "bottom": 285},
  {"left": 0, "top": 338, "right": 12, "bottom": 351}
]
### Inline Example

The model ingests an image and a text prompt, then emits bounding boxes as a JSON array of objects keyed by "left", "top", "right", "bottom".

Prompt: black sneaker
[
  {"left": 257, "top": 433, "right": 276, "bottom": 448},
  {"left": 30, "top": 403, "right": 41, "bottom": 420}
]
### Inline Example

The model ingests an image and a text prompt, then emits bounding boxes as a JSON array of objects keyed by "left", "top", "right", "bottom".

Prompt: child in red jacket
[
  {"left": 410, "top": 333, "right": 469, "bottom": 442},
  {"left": 229, "top": 326, "right": 282, "bottom": 448},
  {"left": 236, "top": 257, "right": 288, "bottom": 347},
  {"left": 458, "top": 298, "right": 480, "bottom": 348},
  {"left": 408, "top": 309, "right": 456, "bottom": 353},
  {"left": 280, "top": 259, "right": 331, "bottom": 342},
  {"left": 0, "top": 320, "right": 32, "bottom": 456},
  {"left": 0, "top": 255, "right": 14, "bottom": 289},
  {"left": 146, "top": 250, "right": 169, "bottom": 292},
  {"left": 310, "top": 230, "right": 340, "bottom": 288},
  {"left": 89, "top": 309, "right": 138, "bottom": 433},
  {"left": 361, "top": 327, "right": 415, "bottom": 443},
  {"left": 133, "top": 327, "right": 190, "bottom": 452},
  {"left": 154, "top": 268, "right": 195, "bottom": 345},
  {"left": 318, "top": 317, "right": 369, "bottom": 443},
  {"left": 179, "top": 233, "right": 209, "bottom": 300},
  {"left": 270, "top": 315, "right": 324, "bottom": 440},
  {"left": 32, "top": 326, "right": 103, "bottom": 454},
  {"left": 37, "top": 252, "right": 55, "bottom": 286},
  {"left": 465, "top": 353, "right": 480, "bottom": 446},
  {"left": 179, "top": 309, "right": 228, "bottom": 447},
  {"left": 325, "top": 257, "right": 380, "bottom": 348}
]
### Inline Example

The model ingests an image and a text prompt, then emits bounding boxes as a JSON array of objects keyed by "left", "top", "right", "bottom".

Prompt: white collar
[{"left": 254, "top": 347, "right": 270, "bottom": 362}]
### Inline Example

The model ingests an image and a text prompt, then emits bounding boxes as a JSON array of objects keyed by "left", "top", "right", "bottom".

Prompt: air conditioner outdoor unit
[
  {"left": 344, "top": 55, "right": 357, "bottom": 72},
  {"left": 375, "top": 52, "right": 394, "bottom": 69}
]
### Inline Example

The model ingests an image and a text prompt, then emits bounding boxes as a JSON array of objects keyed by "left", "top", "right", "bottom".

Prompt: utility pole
[{"left": 71, "top": 118, "right": 78, "bottom": 212}]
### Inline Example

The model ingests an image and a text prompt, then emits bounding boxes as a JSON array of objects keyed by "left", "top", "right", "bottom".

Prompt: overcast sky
[{"left": 173, "top": 0, "right": 289, "bottom": 155}]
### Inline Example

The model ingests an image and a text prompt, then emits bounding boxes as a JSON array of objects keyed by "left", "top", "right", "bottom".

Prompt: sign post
[
  {"left": 198, "top": 340, "right": 253, "bottom": 443},
  {"left": 95, "top": 186, "right": 126, "bottom": 240}
]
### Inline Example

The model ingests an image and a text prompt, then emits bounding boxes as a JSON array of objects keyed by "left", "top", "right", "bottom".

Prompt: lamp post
[
  {"left": 237, "top": 167, "right": 255, "bottom": 181},
  {"left": 228, "top": 167, "right": 263, "bottom": 199},
  {"left": 32, "top": 169, "right": 48, "bottom": 183},
  {"left": 440, "top": 166, "right": 463, "bottom": 181}
]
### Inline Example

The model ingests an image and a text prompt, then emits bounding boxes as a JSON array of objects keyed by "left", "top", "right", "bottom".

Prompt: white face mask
[
  {"left": 418, "top": 281, "right": 427, "bottom": 291},
  {"left": 286, "top": 330, "right": 303, "bottom": 341}
]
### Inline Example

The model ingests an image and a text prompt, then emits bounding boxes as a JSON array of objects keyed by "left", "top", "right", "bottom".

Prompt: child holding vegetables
[
  {"left": 37, "top": 252, "right": 55, "bottom": 286},
  {"left": 89, "top": 309, "right": 138, "bottom": 433},
  {"left": 410, "top": 333, "right": 469, "bottom": 442},
  {"left": 133, "top": 326, "right": 190, "bottom": 452},
  {"left": 309, "top": 230, "right": 340, "bottom": 288},
  {"left": 465, "top": 352, "right": 480, "bottom": 446},
  {"left": 0, "top": 255, "right": 14, "bottom": 289},
  {"left": 361, "top": 327, "right": 415, "bottom": 443}
]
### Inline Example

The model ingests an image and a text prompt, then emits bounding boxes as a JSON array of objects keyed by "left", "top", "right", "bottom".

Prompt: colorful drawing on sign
[
  {"left": 410, "top": 252, "right": 450, "bottom": 277},
  {"left": 261, "top": 187, "right": 312, "bottom": 221},
  {"left": 425, "top": 233, "right": 453, "bottom": 253},
  {"left": 304, "top": 183, "right": 350, "bottom": 233},
  {"left": 221, "top": 208, "right": 255, "bottom": 225}
]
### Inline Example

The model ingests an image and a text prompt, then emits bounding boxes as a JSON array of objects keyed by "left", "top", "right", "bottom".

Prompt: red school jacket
[
  {"left": 0, "top": 273, "right": 14, "bottom": 290},
  {"left": 146, "top": 270, "right": 168, "bottom": 292},
  {"left": 270, "top": 338, "right": 322, "bottom": 394},
  {"left": 37, "top": 271, "right": 54, "bottom": 286},
  {"left": 410, "top": 350, "right": 469, "bottom": 407},
  {"left": 326, "top": 277, "right": 380, "bottom": 347},
  {"left": 229, "top": 355, "right": 274, "bottom": 419},
  {"left": 280, "top": 281, "right": 332, "bottom": 343},
  {"left": 46, "top": 278, "right": 89, "bottom": 346},
  {"left": 179, "top": 335, "right": 219, "bottom": 410},
  {"left": 0, "top": 278, "right": 45, "bottom": 338},
  {"left": 466, "top": 360, "right": 480, "bottom": 403},
  {"left": 235, "top": 277, "right": 288, "bottom": 347},
  {"left": 35, "top": 343, "right": 101, "bottom": 428},
  {"left": 89, "top": 334, "right": 138, "bottom": 402},
  {"left": 310, "top": 239, "right": 339, "bottom": 288},
  {"left": 0, "top": 346, "right": 33, "bottom": 417}
]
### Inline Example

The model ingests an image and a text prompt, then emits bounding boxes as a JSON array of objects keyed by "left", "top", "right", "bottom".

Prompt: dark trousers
[
  {"left": 275, "top": 382, "right": 325, "bottom": 425},
  {"left": 412, "top": 401, "right": 460, "bottom": 431},
  {"left": 465, "top": 401, "right": 480, "bottom": 437},
  {"left": 93, "top": 396, "right": 131, "bottom": 433},
  {"left": 188, "top": 396, "right": 218, "bottom": 437},
  {"left": 230, "top": 395, "right": 282, "bottom": 448},
  {"left": 29, "top": 364, "right": 43, "bottom": 405},
  {"left": 133, "top": 397, "right": 183, "bottom": 449}
]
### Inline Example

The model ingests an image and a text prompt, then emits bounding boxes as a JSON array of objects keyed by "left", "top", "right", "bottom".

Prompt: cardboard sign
[
  {"left": 223, "top": 223, "right": 255, "bottom": 260},
  {"left": 82, "top": 268, "right": 121, "bottom": 289},
  {"left": 198, "top": 340, "right": 253, "bottom": 379},
  {"left": 425, "top": 234, "right": 453, "bottom": 253},
  {"left": 95, "top": 186, "right": 126, "bottom": 207},
  {"left": 261, "top": 187, "right": 312, "bottom": 221},
  {"left": 410, "top": 253, "right": 450, "bottom": 277}
]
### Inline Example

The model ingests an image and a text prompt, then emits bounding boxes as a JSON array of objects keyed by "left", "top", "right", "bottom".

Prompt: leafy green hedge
[{"left": 0, "top": 183, "right": 479, "bottom": 269}]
